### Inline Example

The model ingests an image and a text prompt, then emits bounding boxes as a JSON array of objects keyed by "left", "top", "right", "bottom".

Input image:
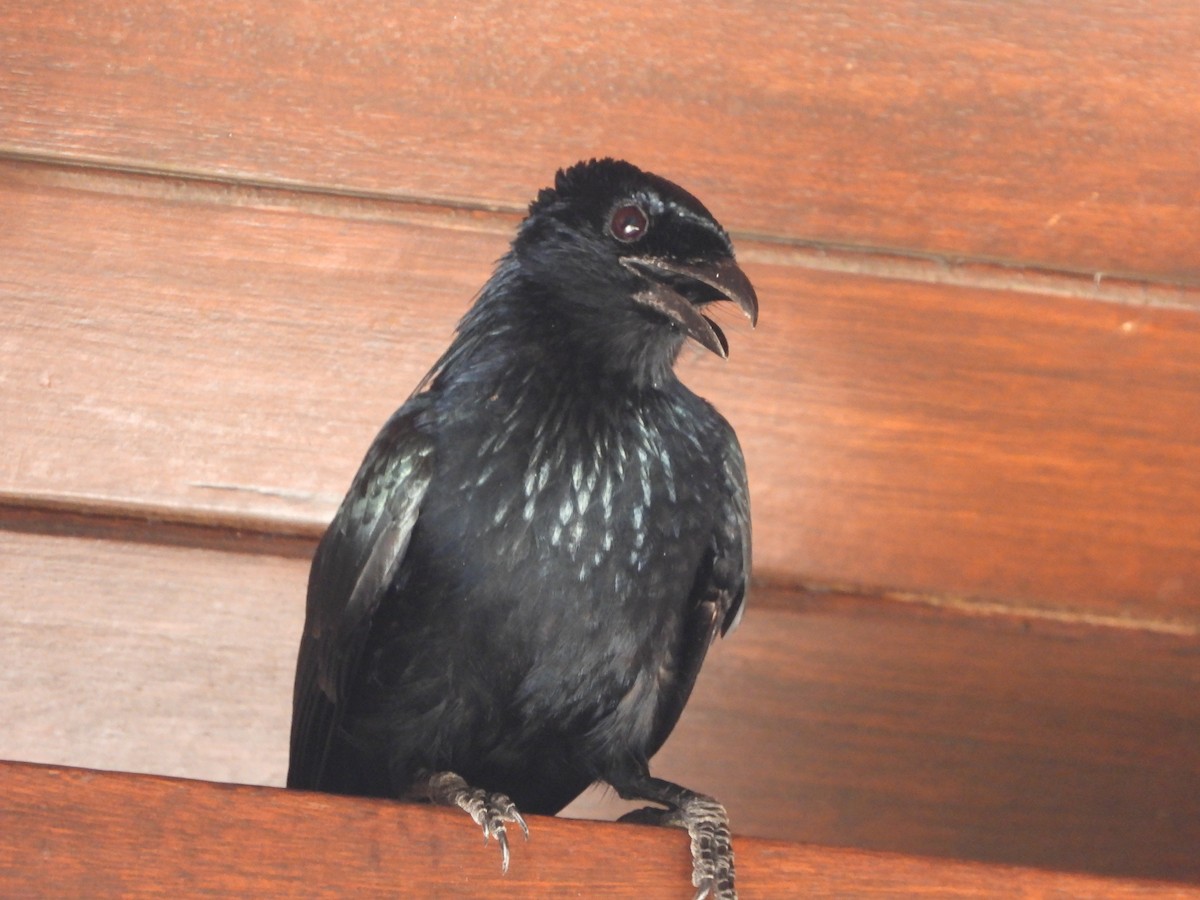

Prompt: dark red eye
[{"left": 609, "top": 203, "right": 648, "bottom": 243}]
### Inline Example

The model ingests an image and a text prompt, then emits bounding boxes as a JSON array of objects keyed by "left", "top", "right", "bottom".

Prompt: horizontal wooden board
[
  {"left": 3, "top": 1, "right": 1199, "bottom": 279},
  {"left": 4, "top": 162, "right": 1200, "bottom": 624},
  {"left": 6, "top": 763, "right": 1196, "bottom": 900},
  {"left": 3, "top": 529, "right": 1197, "bottom": 879}
]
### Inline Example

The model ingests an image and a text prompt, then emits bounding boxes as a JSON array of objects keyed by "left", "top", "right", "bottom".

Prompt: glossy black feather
[{"left": 288, "top": 158, "right": 753, "bottom": 822}]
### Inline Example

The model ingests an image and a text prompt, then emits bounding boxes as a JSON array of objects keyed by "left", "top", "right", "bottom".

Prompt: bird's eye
[{"left": 609, "top": 203, "right": 649, "bottom": 243}]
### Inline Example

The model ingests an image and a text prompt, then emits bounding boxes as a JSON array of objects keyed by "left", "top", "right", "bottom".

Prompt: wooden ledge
[{"left": 1, "top": 761, "right": 1194, "bottom": 898}]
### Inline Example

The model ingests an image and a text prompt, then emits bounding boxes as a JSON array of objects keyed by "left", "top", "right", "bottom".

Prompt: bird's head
[{"left": 509, "top": 159, "right": 758, "bottom": 380}]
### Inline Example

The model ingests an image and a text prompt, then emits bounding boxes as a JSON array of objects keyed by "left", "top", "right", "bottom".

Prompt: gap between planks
[
  {"left": 5, "top": 152, "right": 1200, "bottom": 311},
  {"left": 786, "top": 578, "right": 1200, "bottom": 639}
]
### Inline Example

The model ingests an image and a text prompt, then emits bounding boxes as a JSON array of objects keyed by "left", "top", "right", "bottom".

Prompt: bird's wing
[
  {"left": 651, "top": 425, "right": 751, "bottom": 755},
  {"left": 287, "top": 404, "right": 435, "bottom": 789},
  {"left": 713, "top": 429, "right": 751, "bottom": 637}
]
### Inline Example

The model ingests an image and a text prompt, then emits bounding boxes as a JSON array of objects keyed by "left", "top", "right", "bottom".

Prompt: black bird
[{"left": 288, "top": 158, "right": 757, "bottom": 899}]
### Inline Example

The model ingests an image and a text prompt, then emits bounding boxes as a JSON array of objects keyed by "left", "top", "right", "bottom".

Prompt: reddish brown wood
[
  {"left": 4, "top": 4, "right": 1198, "bottom": 893},
  {"left": 3, "top": 529, "right": 1197, "bottom": 880},
  {"left": 2, "top": 2, "right": 1199, "bottom": 279},
  {"left": 4, "top": 161, "right": 1200, "bottom": 625},
  {"left": 0, "top": 501, "right": 316, "bottom": 559},
  {"left": 1, "top": 761, "right": 1195, "bottom": 899}
]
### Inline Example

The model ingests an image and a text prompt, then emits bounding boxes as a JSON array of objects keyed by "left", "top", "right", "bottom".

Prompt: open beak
[{"left": 620, "top": 256, "right": 759, "bottom": 358}]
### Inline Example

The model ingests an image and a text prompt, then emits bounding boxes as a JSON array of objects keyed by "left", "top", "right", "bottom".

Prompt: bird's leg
[
  {"left": 409, "top": 770, "right": 529, "bottom": 873},
  {"left": 612, "top": 773, "right": 736, "bottom": 900}
]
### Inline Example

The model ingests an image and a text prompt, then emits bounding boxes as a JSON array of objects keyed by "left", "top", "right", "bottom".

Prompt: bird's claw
[
  {"left": 432, "top": 774, "right": 528, "bottom": 873},
  {"left": 617, "top": 792, "right": 735, "bottom": 898},
  {"left": 478, "top": 796, "right": 528, "bottom": 873}
]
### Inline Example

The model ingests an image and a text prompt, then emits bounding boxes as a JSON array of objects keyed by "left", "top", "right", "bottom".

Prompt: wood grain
[
  {"left": 5, "top": 2, "right": 1199, "bottom": 892},
  {"left": 3, "top": 528, "right": 1197, "bottom": 879},
  {"left": 2, "top": 761, "right": 1197, "bottom": 899},
  {"left": 2, "top": 1, "right": 1199, "bottom": 280},
  {"left": 4, "top": 160, "right": 1200, "bottom": 625}
]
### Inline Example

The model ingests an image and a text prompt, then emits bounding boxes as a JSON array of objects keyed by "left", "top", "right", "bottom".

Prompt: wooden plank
[
  {"left": 3, "top": 529, "right": 1197, "bottom": 879},
  {"left": 4, "top": 762, "right": 1195, "bottom": 900},
  {"left": 0, "top": 528, "right": 303, "bottom": 786},
  {"left": 2, "top": 2, "right": 1199, "bottom": 279},
  {"left": 4, "top": 162, "right": 1200, "bottom": 623}
]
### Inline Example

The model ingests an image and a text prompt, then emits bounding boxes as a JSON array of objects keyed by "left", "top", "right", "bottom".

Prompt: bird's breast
[
  {"left": 446, "top": 399, "right": 713, "bottom": 599},
  {"left": 396, "top": 387, "right": 724, "bottom": 767}
]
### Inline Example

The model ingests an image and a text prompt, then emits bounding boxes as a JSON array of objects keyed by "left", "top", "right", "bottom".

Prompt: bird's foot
[
  {"left": 679, "top": 793, "right": 735, "bottom": 900},
  {"left": 619, "top": 792, "right": 735, "bottom": 900},
  {"left": 414, "top": 770, "right": 529, "bottom": 873}
]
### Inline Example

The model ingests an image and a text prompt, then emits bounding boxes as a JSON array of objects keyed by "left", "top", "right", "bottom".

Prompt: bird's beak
[{"left": 620, "top": 256, "right": 759, "bottom": 358}]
